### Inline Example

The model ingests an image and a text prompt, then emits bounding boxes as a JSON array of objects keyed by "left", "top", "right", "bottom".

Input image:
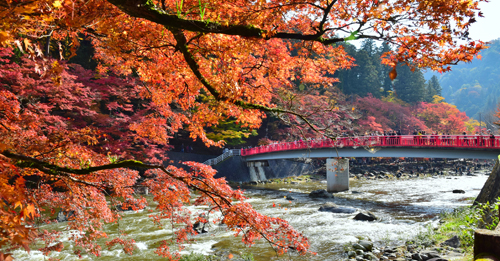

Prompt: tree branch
[
  {"left": 106, "top": 0, "right": 344, "bottom": 44},
  {"left": 1, "top": 150, "right": 162, "bottom": 175}
]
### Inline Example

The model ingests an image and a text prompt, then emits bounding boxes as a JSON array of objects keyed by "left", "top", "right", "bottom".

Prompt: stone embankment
[{"left": 349, "top": 159, "right": 493, "bottom": 181}]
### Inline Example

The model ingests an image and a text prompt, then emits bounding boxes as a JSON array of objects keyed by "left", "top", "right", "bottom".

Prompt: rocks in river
[
  {"left": 352, "top": 243, "right": 367, "bottom": 251},
  {"left": 286, "top": 195, "right": 296, "bottom": 200},
  {"left": 193, "top": 213, "right": 209, "bottom": 234},
  {"left": 346, "top": 241, "right": 452, "bottom": 261},
  {"left": 413, "top": 250, "right": 441, "bottom": 260},
  {"left": 358, "top": 240, "right": 374, "bottom": 251},
  {"left": 56, "top": 210, "right": 75, "bottom": 222},
  {"left": 193, "top": 221, "right": 208, "bottom": 234},
  {"left": 309, "top": 189, "right": 334, "bottom": 198},
  {"left": 346, "top": 240, "right": 384, "bottom": 261},
  {"left": 452, "top": 189, "right": 465, "bottom": 194},
  {"left": 318, "top": 202, "right": 356, "bottom": 213},
  {"left": 319, "top": 202, "right": 338, "bottom": 211},
  {"left": 353, "top": 211, "right": 377, "bottom": 221},
  {"left": 441, "top": 235, "right": 461, "bottom": 248}
]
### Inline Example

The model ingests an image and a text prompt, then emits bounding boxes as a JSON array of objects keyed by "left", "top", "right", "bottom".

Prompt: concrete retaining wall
[
  {"left": 214, "top": 157, "right": 321, "bottom": 182},
  {"left": 163, "top": 152, "right": 320, "bottom": 182}
]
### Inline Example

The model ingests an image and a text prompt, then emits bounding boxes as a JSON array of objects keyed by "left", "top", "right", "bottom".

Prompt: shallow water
[{"left": 12, "top": 170, "right": 490, "bottom": 260}]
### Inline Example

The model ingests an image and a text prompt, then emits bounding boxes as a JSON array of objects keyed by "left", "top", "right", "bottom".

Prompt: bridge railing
[
  {"left": 240, "top": 135, "right": 500, "bottom": 156},
  {"left": 203, "top": 149, "right": 241, "bottom": 166}
]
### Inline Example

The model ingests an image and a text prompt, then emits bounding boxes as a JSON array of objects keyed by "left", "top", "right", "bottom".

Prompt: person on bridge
[{"left": 489, "top": 130, "right": 495, "bottom": 147}]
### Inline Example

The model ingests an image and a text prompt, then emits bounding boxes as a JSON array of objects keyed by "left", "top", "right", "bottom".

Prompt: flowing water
[{"left": 13, "top": 170, "right": 490, "bottom": 261}]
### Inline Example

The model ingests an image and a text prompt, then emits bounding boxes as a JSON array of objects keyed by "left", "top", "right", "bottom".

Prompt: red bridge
[
  {"left": 241, "top": 135, "right": 500, "bottom": 158},
  {"left": 238, "top": 135, "right": 500, "bottom": 192}
]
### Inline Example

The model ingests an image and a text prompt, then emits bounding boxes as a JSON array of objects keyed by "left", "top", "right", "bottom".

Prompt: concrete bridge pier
[
  {"left": 247, "top": 161, "right": 267, "bottom": 182},
  {"left": 327, "top": 158, "right": 349, "bottom": 192}
]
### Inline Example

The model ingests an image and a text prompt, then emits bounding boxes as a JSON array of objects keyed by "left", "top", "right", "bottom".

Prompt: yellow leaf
[
  {"left": 23, "top": 204, "right": 36, "bottom": 219},
  {"left": 14, "top": 201, "right": 22, "bottom": 210},
  {"left": 0, "top": 31, "right": 11, "bottom": 46},
  {"left": 53, "top": 0, "right": 62, "bottom": 8}
]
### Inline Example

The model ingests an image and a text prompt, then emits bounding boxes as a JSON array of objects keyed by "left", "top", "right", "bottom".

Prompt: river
[{"left": 12, "top": 170, "right": 490, "bottom": 260}]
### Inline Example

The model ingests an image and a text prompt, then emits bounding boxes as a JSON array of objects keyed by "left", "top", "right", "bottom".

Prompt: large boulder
[
  {"left": 419, "top": 250, "right": 442, "bottom": 260},
  {"left": 309, "top": 189, "right": 334, "bottom": 198},
  {"left": 352, "top": 243, "right": 367, "bottom": 251},
  {"left": 318, "top": 202, "right": 356, "bottom": 214},
  {"left": 441, "top": 235, "right": 461, "bottom": 248},
  {"left": 475, "top": 160, "right": 500, "bottom": 205},
  {"left": 353, "top": 211, "right": 377, "bottom": 221},
  {"left": 358, "top": 240, "right": 373, "bottom": 251}
]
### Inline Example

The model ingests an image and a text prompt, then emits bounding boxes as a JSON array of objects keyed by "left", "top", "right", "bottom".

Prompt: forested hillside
[
  {"left": 336, "top": 40, "right": 441, "bottom": 105},
  {"left": 427, "top": 39, "right": 500, "bottom": 121}
]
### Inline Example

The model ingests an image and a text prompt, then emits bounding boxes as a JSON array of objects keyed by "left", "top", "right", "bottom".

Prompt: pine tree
[
  {"left": 378, "top": 43, "right": 393, "bottom": 96},
  {"left": 424, "top": 75, "right": 443, "bottom": 102},
  {"left": 337, "top": 42, "right": 380, "bottom": 97},
  {"left": 392, "top": 64, "right": 426, "bottom": 103}
]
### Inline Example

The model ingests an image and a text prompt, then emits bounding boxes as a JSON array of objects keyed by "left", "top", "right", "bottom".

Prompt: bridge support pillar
[
  {"left": 247, "top": 161, "right": 267, "bottom": 182},
  {"left": 327, "top": 158, "right": 349, "bottom": 193}
]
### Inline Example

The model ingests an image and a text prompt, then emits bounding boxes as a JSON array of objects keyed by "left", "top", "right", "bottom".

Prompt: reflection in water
[{"left": 13, "top": 172, "right": 489, "bottom": 260}]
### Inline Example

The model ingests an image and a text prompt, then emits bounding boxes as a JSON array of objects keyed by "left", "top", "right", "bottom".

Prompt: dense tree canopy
[{"left": 0, "top": 0, "right": 487, "bottom": 259}]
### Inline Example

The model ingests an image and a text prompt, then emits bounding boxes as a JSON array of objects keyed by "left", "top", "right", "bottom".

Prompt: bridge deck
[{"left": 241, "top": 135, "right": 500, "bottom": 159}]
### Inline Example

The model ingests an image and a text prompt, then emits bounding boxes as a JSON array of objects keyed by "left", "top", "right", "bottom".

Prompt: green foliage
[
  {"left": 335, "top": 40, "right": 429, "bottom": 103},
  {"left": 392, "top": 64, "right": 426, "bottom": 104},
  {"left": 425, "top": 76, "right": 442, "bottom": 102},
  {"left": 437, "top": 198, "right": 500, "bottom": 250},
  {"left": 406, "top": 223, "right": 439, "bottom": 248},
  {"left": 206, "top": 119, "right": 257, "bottom": 146},
  {"left": 336, "top": 40, "right": 382, "bottom": 98},
  {"left": 179, "top": 252, "right": 207, "bottom": 261},
  {"left": 404, "top": 198, "right": 500, "bottom": 255}
]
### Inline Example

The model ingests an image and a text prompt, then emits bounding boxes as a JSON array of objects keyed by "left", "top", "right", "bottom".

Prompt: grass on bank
[{"left": 407, "top": 197, "right": 500, "bottom": 260}]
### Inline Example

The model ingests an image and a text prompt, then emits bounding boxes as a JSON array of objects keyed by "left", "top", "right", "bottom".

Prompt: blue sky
[{"left": 469, "top": 0, "right": 500, "bottom": 43}]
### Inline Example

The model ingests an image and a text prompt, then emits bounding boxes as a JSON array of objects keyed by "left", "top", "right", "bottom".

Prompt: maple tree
[
  {"left": 355, "top": 94, "right": 426, "bottom": 134},
  {"left": 415, "top": 101, "right": 470, "bottom": 134},
  {"left": 0, "top": 0, "right": 488, "bottom": 259}
]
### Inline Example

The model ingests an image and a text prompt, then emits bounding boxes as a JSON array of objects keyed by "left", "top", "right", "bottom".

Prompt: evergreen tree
[
  {"left": 392, "top": 64, "right": 426, "bottom": 103},
  {"left": 429, "top": 75, "right": 442, "bottom": 96},
  {"left": 378, "top": 42, "right": 393, "bottom": 96},
  {"left": 336, "top": 42, "right": 380, "bottom": 97},
  {"left": 424, "top": 75, "right": 442, "bottom": 102},
  {"left": 353, "top": 49, "right": 381, "bottom": 97}
]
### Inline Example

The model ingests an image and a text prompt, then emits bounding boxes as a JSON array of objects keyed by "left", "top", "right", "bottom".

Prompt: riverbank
[{"left": 344, "top": 199, "right": 500, "bottom": 261}]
